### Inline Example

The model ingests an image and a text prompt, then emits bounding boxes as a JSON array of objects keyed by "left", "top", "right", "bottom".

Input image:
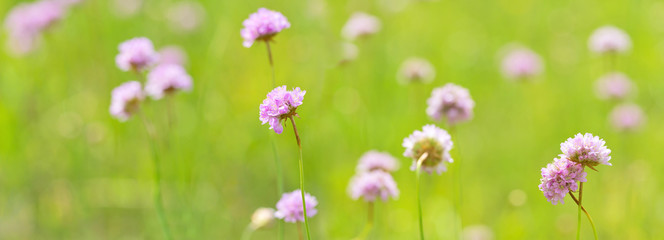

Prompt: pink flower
[
  {"left": 588, "top": 25, "right": 631, "bottom": 54},
  {"left": 341, "top": 12, "right": 381, "bottom": 40},
  {"left": 500, "top": 46, "right": 543, "bottom": 80},
  {"left": 4, "top": 0, "right": 64, "bottom": 55},
  {"left": 560, "top": 133, "right": 611, "bottom": 167},
  {"left": 259, "top": 86, "right": 306, "bottom": 134},
  {"left": 402, "top": 124, "right": 454, "bottom": 175},
  {"left": 115, "top": 37, "right": 159, "bottom": 72},
  {"left": 595, "top": 72, "right": 634, "bottom": 100},
  {"left": 398, "top": 57, "right": 436, "bottom": 84},
  {"left": 348, "top": 171, "right": 399, "bottom": 202},
  {"left": 158, "top": 45, "right": 187, "bottom": 66},
  {"left": 356, "top": 150, "right": 399, "bottom": 173},
  {"left": 240, "top": 8, "right": 290, "bottom": 48},
  {"left": 426, "top": 83, "right": 475, "bottom": 125},
  {"left": 274, "top": 189, "right": 318, "bottom": 223},
  {"left": 610, "top": 103, "right": 645, "bottom": 132},
  {"left": 165, "top": 1, "right": 205, "bottom": 33},
  {"left": 145, "top": 64, "right": 193, "bottom": 99},
  {"left": 539, "top": 156, "right": 587, "bottom": 205},
  {"left": 109, "top": 81, "right": 145, "bottom": 121}
]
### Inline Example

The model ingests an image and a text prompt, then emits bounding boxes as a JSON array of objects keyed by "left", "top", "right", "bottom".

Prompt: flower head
[
  {"left": 250, "top": 207, "right": 275, "bottom": 230},
  {"left": 610, "top": 103, "right": 645, "bottom": 132},
  {"left": 426, "top": 83, "right": 475, "bottom": 125},
  {"left": 166, "top": 1, "right": 205, "bottom": 33},
  {"left": 240, "top": 8, "right": 290, "bottom": 48},
  {"left": 115, "top": 37, "right": 159, "bottom": 72},
  {"left": 356, "top": 150, "right": 399, "bottom": 173},
  {"left": 588, "top": 25, "right": 631, "bottom": 54},
  {"left": 348, "top": 171, "right": 399, "bottom": 202},
  {"left": 110, "top": 81, "right": 145, "bottom": 121},
  {"left": 4, "top": 0, "right": 65, "bottom": 55},
  {"left": 539, "top": 156, "right": 587, "bottom": 205},
  {"left": 145, "top": 64, "right": 193, "bottom": 99},
  {"left": 342, "top": 12, "right": 381, "bottom": 41},
  {"left": 500, "top": 46, "right": 543, "bottom": 80},
  {"left": 595, "top": 72, "right": 634, "bottom": 101},
  {"left": 402, "top": 124, "right": 454, "bottom": 175},
  {"left": 274, "top": 189, "right": 318, "bottom": 223},
  {"left": 560, "top": 133, "right": 611, "bottom": 167},
  {"left": 397, "top": 57, "right": 436, "bottom": 84},
  {"left": 158, "top": 45, "right": 187, "bottom": 66},
  {"left": 259, "top": 86, "right": 306, "bottom": 134}
]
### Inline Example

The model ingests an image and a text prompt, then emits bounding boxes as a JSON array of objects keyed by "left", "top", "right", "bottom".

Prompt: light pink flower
[
  {"left": 4, "top": 0, "right": 64, "bottom": 55},
  {"left": 539, "top": 156, "right": 587, "bottom": 205},
  {"left": 426, "top": 83, "right": 475, "bottom": 125},
  {"left": 110, "top": 81, "right": 145, "bottom": 121},
  {"left": 402, "top": 124, "right": 454, "bottom": 175},
  {"left": 166, "top": 1, "right": 205, "bottom": 33},
  {"left": 115, "top": 37, "right": 159, "bottom": 72},
  {"left": 588, "top": 25, "right": 631, "bottom": 54},
  {"left": 145, "top": 64, "right": 193, "bottom": 99},
  {"left": 158, "top": 45, "right": 187, "bottom": 66},
  {"left": 560, "top": 133, "right": 611, "bottom": 167},
  {"left": 595, "top": 72, "right": 634, "bottom": 100},
  {"left": 348, "top": 171, "right": 399, "bottom": 202},
  {"left": 500, "top": 46, "right": 543, "bottom": 80},
  {"left": 356, "top": 150, "right": 399, "bottom": 173},
  {"left": 240, "top": 8, "right": 290, "bottom": 48},
  {"left": 274, "top": 189, "right": 318, "bottom": 223},
  {"left": 259, "top": 86, "right": 306, "bottom": 134},
  {"left": 398, "top": 57, "right": 436, "bottom": 84},
  {"left": 341, "top": 12, "right": 381, "bottom": 40},
  {"left": 610, "top": 103, "right": 645, "bottom": 132}
]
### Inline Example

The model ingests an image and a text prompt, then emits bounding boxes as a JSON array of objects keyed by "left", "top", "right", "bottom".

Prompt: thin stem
[
  {"left": 449, "top": 126, "right": 461, "bottom": 240},
  {"left": 353, "top": 202, "right": 375, "bottom": 240},
  {"left": 297, "top": 222, "right": 304, "bottom": 240},
  {"left": 240, "top": 225, "right": 253, "bottom": 240},
  {"left": 289, "top": 116, "right": 311, "bottom": 240},
  {"left": 266, "top": 41, "right": 276, "bottom": 88},
  {"left": 569, "top": 191, "right": 599, "bottom": 240},
  {"left": 138, "top": 111, "right": 173, "bottom": 240},
  {"left": 576, "top": 182, "right": 583, "bottom": 240},
  {"left": 416, "top": 152, "right": 429, "bottom": 240}
]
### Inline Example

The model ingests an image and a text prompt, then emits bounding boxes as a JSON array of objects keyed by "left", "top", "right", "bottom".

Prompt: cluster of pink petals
[
  {"left": 501, "top": 47, "right": 543, "bottom": 80},
  {"left": 402, "top": 124, "right": 454, "bottom": 175},
  {"left": 115, "top": 37, "right": 160, "bottom": 72},
  {"left": 397, "top": 57, "right": 436, "bottom": 84},
  {"left": 4, "top": 0, "right": 66, "bottom": 55},
  {"left": 110, "top": 81, "right": 145, "bottom": 121},
  {"left": 356, "top": 150, "right": 399, "bottom": 173},
  {"left": 588, "top": 25, "right": 631, "bottom": 54},
  {"left": 610, "top": 103, "right": 645, "bottom": 132},
  {"left": 560, "top": 133, "right": 612, "bottom": 167},
  {"left": 426, "top": 83, "right": 475, "bottom": 125},
  {"left": 595, "top": 72, "right": 634, "bottom": 100},
  {"left": 241, "top": 8, "right": 290, "bottom": 48},
  {"left": 341, "top": 12, "right": 381, "bottom": 41},
  {"left": 158, "top": 45, "right": 187, "bottom": 66},
  {"left": 274, "top": 189, "right": 318, "bottom": 223},
  {"left": 538, "top": 156, "right": 587, "bottom": 205},
  {"left": 166, "top": 1, "right": 205, "bottom": 33},
  {"left": 145, "top": 64, "right": 193, "bottom": 99},
  {"left": 349, "top": 171, "right": 399, "bottom": 202},
  {"left": 259, "top": 86, "right": 306, "bottom": 134}
]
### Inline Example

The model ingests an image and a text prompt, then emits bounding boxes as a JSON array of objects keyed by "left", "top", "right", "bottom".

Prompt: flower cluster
[
  {"left": 259, "top": 86, "right": 306, "bottom": 134},
  {"left": 426, "top": 83, "right": 475, "bottom": 125},
  {"left": 595, "top": 72, "right": 634, "bottom": 101},
  {"left": 560, "top": 133, "right": 612, "bottom": 167},
  {"left": 538, "top": 156, "right": 587, "bottom": 205},
  {"left": 348, "top": 150, "right": 399, "bottom": 202},
  {"left": 241, "top": 8, "right": 290, "bottom": 48},
  {"left": 588, "top": 25, "right": 631, "bottom": 54},
  {"left": 342, "top": 12, "right": 381, "bottom": 41},
  {"left": 115, "top": 37, "right": 160, "bottom": 72},
  {"left": 110, "top": 81, "right": 145, "bottom": 121},
  {"left": 145, "top": 64, "right": 193, "bottom": 99},
  {"left": 500, "top": 46, "right": 543, "bottom": 80},
  {"left": 610, "top": 103, "right": 645, "bottom": 132},
  {"left": 274, "top": 189, "right": 318, "bottom": 223},
  {"left": 397, "top": 57, "right": 436, "bottom": 84},
  {"left": 4, "top": 0, "right": 78, "bottom": 56},
  {"left": 402, "top": 124, "right": 454, "bottom": 175}
]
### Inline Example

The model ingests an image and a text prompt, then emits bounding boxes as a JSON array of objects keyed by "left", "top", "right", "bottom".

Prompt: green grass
[{"left": 1, "top": 0, "right": 663, "bottom": 239}]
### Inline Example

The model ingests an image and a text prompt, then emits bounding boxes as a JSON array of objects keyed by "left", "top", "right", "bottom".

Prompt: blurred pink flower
[
  {"left": 539, "top": 156, "right": 587, "bottom": 205},
  {"left": 115, "top": 37, "right": 159, "bottom": 72},
  {"left": 610, "top": 103, "right": 645, "bottom": 132},
  {"left": 145, "top": 64, "right": 193, "bottom": 99},
  {"left": 500, "top": 46, "right": 543, "bottom": 80},
  {"left": 348, "top": 171, "right": 399, "bottom": 202},
  {"left": 426, "top": 83, "right": 475, "bottom": 125},
  {"left": 342, "top": 12, "right": 381, "bottom": 41},
  {"left": 402, "top": 124, "right": 454, "bottom": 175},
  {"left": 4, "top": 0, "right": 65, "bottom": 55},
  {"left": 588, "top": 25, "right": 631, "bottom": 54},
  {"left": 595, "top": 72, "right": 634, "bottom": 100},
  {"left": 166, "top": 1, "right": 205, "bottom": 33},
  {"left": 158, "top": 45, "right": 187, "bottom": 66},
  {"left": 111, "top": 0, "right": 142, "bottom": 18},
  {"left": 274, "top": 189, "right": 318, "bottom": 223},
  {"left": 398, "top": 57, "right": 436, "bottom": 84},
  {"left": 110, "top": 81, "right": 145, "bottom": 121},
  {"left": 240, "top": 8, "right": 290, "bottom": 48},
  {"left": 356, "top": 150, "right": 399, "bottom": 173}
]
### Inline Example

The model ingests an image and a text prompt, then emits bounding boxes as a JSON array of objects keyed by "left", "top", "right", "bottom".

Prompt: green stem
[
  {"left": 416, "top": 152, "right": 429, "bottom": 240},
  {"left": 266, "top": 41, "right": 276, "bottom": 88},
  {"left": 266, "top": 39, "right": 284, "bottom": 240},
  {"left": 289, "top": 116, "right": 311, "bottom": 240},
  {"left": 576, "top": 182, "right": 582, "bottom": 240},
  {"left": 449, "top": 126, "right": 461, "bottom": 240},
  {"left": 570, "top": 190, "right": 598, "bottom": 240},
  {"left": 240, "top": 225, "right": 253, "bottom": 240},
  {"left": 353, "top": 202, "right": 374, "bottom": 240},
  {"left": 139, "top": 112, "right": 174, "bottom": 240}
]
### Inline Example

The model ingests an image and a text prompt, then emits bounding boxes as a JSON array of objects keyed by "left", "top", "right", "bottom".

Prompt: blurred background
[{"left": 1, "top": 0, "right": 664, "bottom": 239}]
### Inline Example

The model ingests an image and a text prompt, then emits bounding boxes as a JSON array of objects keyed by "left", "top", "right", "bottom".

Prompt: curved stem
[
  {"left": 138, "top": 112, "right": 174, "bottom": 240},
  {"left": 569, "top": 191, "right": 598, "bottom": 240},
  {"left": 265, "top": 40, "right": 284, "bottom": 240},
  {"left": 576, "top": 182, "right": 583, "bottom": 240},
  {"left": 289, "top": 116, "right": 311, "bottom": 240},
  {"left": 353, "top": 202, "right": 374, "bottom": 240},
  {"left": 416, "top": 152, "right": 429, "bottom": 240},
  {"left": 240, "top": 225, "right": 253, "bottom": 240}
]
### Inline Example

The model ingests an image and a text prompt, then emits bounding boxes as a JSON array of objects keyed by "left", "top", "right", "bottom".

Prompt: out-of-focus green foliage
[{"left": 1, "top": 0, "right": 663, "bottom": 239}]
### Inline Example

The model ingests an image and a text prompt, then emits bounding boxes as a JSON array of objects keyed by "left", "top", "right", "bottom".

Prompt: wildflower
[
  {"left": 402, "top": 124, "right": 454, "bottom": 174},
  {"left": 610, "top": 103, "right": 645, "bottom": 132},
  {"left": 426, "top": 83, "right": 475, "bottom": 125},
  {"left": 275, "top": 189, "right": 318, "bottom": 223},
  {"left": 560, "top": 133, "right": 611, "bottom": 168},
  {"left": 538, "top": 156, "right": 587, "bottom": 205},
  {"left": 341, "top": 12, "right": 381, "bottom": 41},
  {"left": 158, "top": 45, "right": 187, "bottom": 66},
  {"left": 356, "top": 150, "right": 399, "bottom": 173},
  {"left": 259, "top": 86, "right": 306, "bottom": 134},
  {"left": 397, "top": 57, "right": 436, "bottom": 84},
  {"left": 109, "top": 81, "right": 145, "bottom": 121},
  {"left": 241, "top": 8, "right": 290, "bottom": 48},
  {"left": 595, "top": 72, "right": 634, "bottom": 100},
  {"left": 349, "top": 171, "right": 399, "bottom": 202},
  {"left": 145, "top": 64, "right": 193, "bottom": 99},
  {"left": 250, "top": 207, "right": 276, "bottom": 230},
  {"left": 115, "top": 37, "right": 160, "bottom": 72},
  {"left": 165, "top": 1, "right": 205, "bottom": 33},
  {"left": 500, "top": 46, "right": 543, "bottom": 80},
  {"left": 4, "top": 0, "right": 64, "bottom": 55},
  {"left": 588, "top": 25, "right": 631, "bottom": 54}
]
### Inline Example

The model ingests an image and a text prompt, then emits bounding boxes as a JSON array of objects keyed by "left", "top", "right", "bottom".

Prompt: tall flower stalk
[
  {"left": 415, "top": 152, "right": 428, "bottom": 240},
  {"left": 289, "top": 116, "right": 312, "bottom": 239}
]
